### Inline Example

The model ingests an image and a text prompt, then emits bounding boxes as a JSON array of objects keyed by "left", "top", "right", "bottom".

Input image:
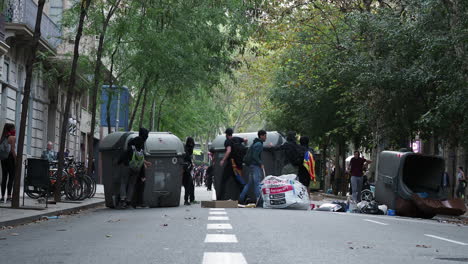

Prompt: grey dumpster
[
  {"left": 99, "top": 132, "right": 184, "bottom": 208},
  {"left": 375, "top": 151, "right": 446, "bottom": 217},
  {"left": 210, "top": 131, "right": 285, "bottom": 201}
]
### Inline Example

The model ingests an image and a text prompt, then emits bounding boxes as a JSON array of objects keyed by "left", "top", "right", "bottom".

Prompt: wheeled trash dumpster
[
  {"left": 210, "top": 131, "right": 286, "bottom": 201},
  {"left": 375, "top": 151, "right": 466, "bottom": 218},
  {"left": 99, "top": 132, "right": 185, "bottom": 208}
]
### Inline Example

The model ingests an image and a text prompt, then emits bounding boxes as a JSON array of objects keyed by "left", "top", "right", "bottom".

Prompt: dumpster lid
[
  {"left": 210, "top": 131, "right": 285, "bottom": 151},
  {"left": 99, "top": 132, "right": 134, "bottom": 151},
  {"left": 145, "top": 132, "right": 184, "bottom": 155}
]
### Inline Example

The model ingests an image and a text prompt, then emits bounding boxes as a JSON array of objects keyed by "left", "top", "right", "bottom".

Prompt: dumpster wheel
[{"left": 361, "top": 190, "right": 374, "bottom": 202}]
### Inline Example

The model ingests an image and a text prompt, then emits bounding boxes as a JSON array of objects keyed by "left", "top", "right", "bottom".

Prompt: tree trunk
[
  {"left": 139, "top": 85, "right": 149, "bottom": 128},
  {"left": 106, "top": 40, "right": 119, "bottom": 135},
  {"left": 149, "top": 93, "right": 156, "bottom": 131},
  {"left": 55, "top": 0, "right": 92, "bottom": 202},
  {"left": 87, "top": 0, "right": 121, "bottom": 176},
  {"left": 11, "top": 0, "right": 46, "bottom": 208},
  {"left": 333, "top": 139, "right": 347, "bottom": 196},
  {"left": 106, "top": 90, "right": 113, "bottom": 135},
  {"left": 321, "top": 143, "right": 328, "bottom": 191},
  {"left": 128, "top": 76, "right": 149, "bottom": 131}
]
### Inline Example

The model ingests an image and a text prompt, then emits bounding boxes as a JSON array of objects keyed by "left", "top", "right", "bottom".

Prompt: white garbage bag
[{"left": 260, "top": 174, "right": 310, "bottom": 210}]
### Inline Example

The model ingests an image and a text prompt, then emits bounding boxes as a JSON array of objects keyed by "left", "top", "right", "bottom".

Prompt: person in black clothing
[
  {"left": 117, "top": 128, "right": 151, "bottom": 208},
  {"left": 206, "top": 164, "right": 214, "bottom": 191},
  {"left": 219, "top": 128, "right": 247, "bottom": 200},
  {"left": 298, "top": 136, "right": 312, "bottom": 193},
  {"left": 281, "top": 131, "right": 302, "bottom": 175},
  {"left": 183, "top": 137, "right": 195, "bottom": 205}
]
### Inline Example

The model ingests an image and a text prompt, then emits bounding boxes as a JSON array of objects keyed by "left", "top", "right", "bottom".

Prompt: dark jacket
[{"left": 250, "top": 138, "right": 264, "bottom": 166}]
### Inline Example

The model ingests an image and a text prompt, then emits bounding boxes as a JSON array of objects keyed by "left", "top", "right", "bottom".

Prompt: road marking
[
  {"left": 207, "top": 223, "right": 233, "bottom": 230},
  {"left": 209, "top": 208, "right": 225, "bottom": 211},
  {"left": 209, "top": 211, "right": 227, "bottom": 215},
  {"left": 208, "top": 216, "right": 229, "bottom": 221},
  {"left": 363, "top": 219, "right": 389, "bottom": 226},
  {"left": 202, "top": 252, "right": 247, "bottom": 264},
  {"left": 204, "top": 234, "right": 238, "bottom": 243},
  {"left": 424, "top": 234, "right": 468, "bottom": 246}
]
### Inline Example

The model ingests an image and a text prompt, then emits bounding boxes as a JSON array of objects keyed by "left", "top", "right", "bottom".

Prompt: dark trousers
[
  {"left": 219, "top": 162, "right": 244, "bottom": 200},
  {"left": 183, "top": 172, "right": 195, "bottom": 202},
  {"left": 131, "top": 179, "right": 145, "bottom": 206},
  {"left": 1, "top": 154, "right": 15, "bottom": 197}
]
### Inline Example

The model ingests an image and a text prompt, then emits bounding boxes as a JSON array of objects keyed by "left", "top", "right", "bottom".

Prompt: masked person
[
  {"left": 219, "top": 128, "right": 247, "bottom": 200},
  {"left": 117, "top": 128, "right": 151, "bottom": 208},
  {"left": 183, "top": 137, "right": 195, "bottom": 205}
]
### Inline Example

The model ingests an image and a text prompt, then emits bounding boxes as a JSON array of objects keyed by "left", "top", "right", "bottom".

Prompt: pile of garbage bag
[{"left": 260, "top": 174, "right": 310, "bottom": 210}]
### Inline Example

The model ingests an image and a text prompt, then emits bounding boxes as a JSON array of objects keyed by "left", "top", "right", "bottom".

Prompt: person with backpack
[
  {"left": 182, "top": 137, "right": 195, "bottom": 205},
  {"left": 239, "top": 130, "right": 267, "bottom": 205},
  {"left": 0, "top": 123, "right": 16, "bottom": 203},
  {"left": 219, "top": 128, "right": 247, "bottom": 200},
  {"left": 117, "top": 128, "right": 151, "bottom": 208}
]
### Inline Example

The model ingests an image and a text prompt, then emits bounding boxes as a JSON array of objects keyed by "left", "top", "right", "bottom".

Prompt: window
[{"left": 3, "top": 59, "right": 9, "bottom": 84}]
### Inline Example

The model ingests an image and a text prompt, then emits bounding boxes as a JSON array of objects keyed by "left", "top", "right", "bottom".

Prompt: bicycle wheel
[
  {"left": 78, "top": 175, "right": 92, "bottom": 200},
  {"left": 65, "top": 176, "right": 84, "bottom": 201}
]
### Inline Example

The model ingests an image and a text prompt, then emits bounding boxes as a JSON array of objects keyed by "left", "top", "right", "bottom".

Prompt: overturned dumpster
[
  {"left": 99, "top": 132, "right": 185, "bottom": 208},
  {"left": 375, "top": 151, "right": 466, "bottom": 218},
  {"left": 210, "top": 131, "right": 286, "bottom": 201}
]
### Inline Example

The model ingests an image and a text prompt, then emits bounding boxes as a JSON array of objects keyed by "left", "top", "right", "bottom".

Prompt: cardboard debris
[{"left": 201, "top": 200, "right": 238, "bottom": 208}]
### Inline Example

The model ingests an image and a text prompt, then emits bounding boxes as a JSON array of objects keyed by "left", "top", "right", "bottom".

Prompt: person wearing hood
[
  {"left": 117, "top": 127, "right": 151, "bottom": 208},
  {"left": 182, "top": 137, "right": 196, "bottom": 205},
  {"left": 239, "top": 130, "right": 267, "bottom": 205}
]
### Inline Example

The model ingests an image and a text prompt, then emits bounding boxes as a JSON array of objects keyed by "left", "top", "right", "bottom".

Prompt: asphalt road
[{"left": 1, "top": 189, "right": 467, "bottom": 264}]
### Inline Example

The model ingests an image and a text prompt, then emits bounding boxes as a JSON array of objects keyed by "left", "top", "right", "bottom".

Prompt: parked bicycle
[{"left": 24, "top": 156, "right": 96, "bottom": 201}]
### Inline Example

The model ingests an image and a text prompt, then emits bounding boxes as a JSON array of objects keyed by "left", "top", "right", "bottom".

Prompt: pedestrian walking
[
  {"left": 0, "top": 123, "right": 16, "bottom": 203},
  {"left": 347, "top": 151, "right": 371, "bottom": 202},
  {"left": 183, "top": 137, "right": 196, "bottom": 205},
  {"left": 219, "top": 128, "right": 247, "bottom": 200},
  {"left": 117, "top": 128, "right": 151, "bottom": 208},
  {"left": 298, "top": 136, "right": 313, "bottom": 194},
  {"left": 239, "top": 130, "right": 267, "bottom": 205},
  {"left": 456, "top": 167, "right": 466, "bottom": 199}
]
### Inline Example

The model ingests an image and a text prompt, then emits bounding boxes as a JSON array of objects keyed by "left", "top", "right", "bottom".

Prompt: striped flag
[
  {"left": 303, "top": 151, "right": 316, "bottom": 182},
  {"left": 231, "top": 158, "right": 246, "bottom": 185}
]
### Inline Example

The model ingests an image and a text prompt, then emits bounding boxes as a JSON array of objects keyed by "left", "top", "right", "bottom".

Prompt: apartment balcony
[
  {"left": 3, "top": 0, "right": 62, "bottom": 52},
  {"left": 0, "top": 13, "right": 10, "bottom": 56}
]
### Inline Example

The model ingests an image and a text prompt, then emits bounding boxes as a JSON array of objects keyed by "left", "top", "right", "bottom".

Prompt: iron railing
[{"left": 4, "top": 0, "right": 61, "bottom": 49}]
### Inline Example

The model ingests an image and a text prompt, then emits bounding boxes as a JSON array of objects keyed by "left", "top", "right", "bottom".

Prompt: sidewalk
[{"left": 0, "top": 185, "right": 105, "bottom": 227}]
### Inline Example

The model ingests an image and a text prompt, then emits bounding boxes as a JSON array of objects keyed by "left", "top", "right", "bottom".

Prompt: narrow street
[{"left": 1, "top": 187, "right": 467, "bottom": 264}]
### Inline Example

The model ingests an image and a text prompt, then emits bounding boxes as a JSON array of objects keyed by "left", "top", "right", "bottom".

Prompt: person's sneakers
[
  {"left": 6, "top": 197, "right": 12, "bottom": 202},
  {"left": 119, "top": 200, "right": 128, "bottom": 209},
  {"left": 184, "top": 201, "right": 191, "bottom": 206},
  {"left": 190, "top": 200, "right": 200, "bottom": 204}
]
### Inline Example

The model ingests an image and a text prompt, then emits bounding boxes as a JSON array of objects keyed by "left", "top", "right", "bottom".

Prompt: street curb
[
  {"left": 320, "top": 193, "right": 347, "bottom": 200},
  {"left": 0, "top": 200, "right": 105, "bottom": 228}
]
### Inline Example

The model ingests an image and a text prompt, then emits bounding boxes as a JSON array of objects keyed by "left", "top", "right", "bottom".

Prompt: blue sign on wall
[{"left": 100, "top": 85, "right": 130, "bottom": 131}]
